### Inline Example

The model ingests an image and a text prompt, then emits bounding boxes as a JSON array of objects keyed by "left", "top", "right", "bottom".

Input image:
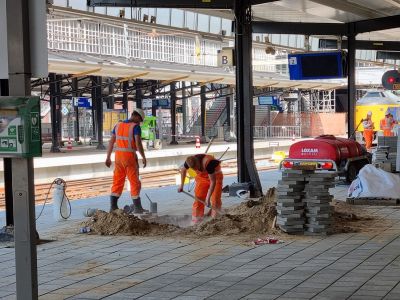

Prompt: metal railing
[
  {"left": 47, "top": 18, "right": 221, "bottom": 66},
  {"left": 47, "top": 15, "right": 288, "bottom": 71},
  {"left": 253, "top": 126, "right": 301, "bottom": 139}
]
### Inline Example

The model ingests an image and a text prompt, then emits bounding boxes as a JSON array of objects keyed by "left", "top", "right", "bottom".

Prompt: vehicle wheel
[{"left": 346, "top": 163, "right": 358, "bottom": 183}]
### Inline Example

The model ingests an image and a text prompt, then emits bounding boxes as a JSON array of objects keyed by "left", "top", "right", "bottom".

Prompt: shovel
[
  {"left": 145, "top": 193, "right": 158, "bottom": 214},
  {"left": 181, "top": 190, "right": 224, "bottom": 216}
]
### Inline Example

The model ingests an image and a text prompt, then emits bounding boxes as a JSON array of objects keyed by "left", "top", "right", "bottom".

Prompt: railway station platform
[
  {"left": 0, "top": 138, "right": 297, "bottom": 186},
  {"left": 1, "top": 170, "right": 400, "bottom": 300}
]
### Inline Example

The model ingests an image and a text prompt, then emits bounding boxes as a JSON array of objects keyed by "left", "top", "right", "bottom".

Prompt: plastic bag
[{"left": 348, "top": 164, "right": 400, "bottom": 199}]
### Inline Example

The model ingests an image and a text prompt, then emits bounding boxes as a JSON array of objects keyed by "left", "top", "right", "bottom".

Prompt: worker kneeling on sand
[
  {"left": 178, "top": 154, "right": 223, "bottom": 224},
  {"left": 105, "top": 108, "right": 147, "bottom": 213}
]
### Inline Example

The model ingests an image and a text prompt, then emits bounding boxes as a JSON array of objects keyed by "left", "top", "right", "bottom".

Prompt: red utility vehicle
[{"left": 281, "top": 135, "right": 370, "bottom": 182}]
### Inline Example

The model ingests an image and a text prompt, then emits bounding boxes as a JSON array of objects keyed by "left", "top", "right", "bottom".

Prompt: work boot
[
  {"left": 109, "top": 196, "right": 119, "bottom": 212},
  {"left": 132, "top": 197, "right": 147, "bottom": 214}
]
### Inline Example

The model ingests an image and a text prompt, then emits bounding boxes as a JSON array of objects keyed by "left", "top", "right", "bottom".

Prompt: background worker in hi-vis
[{"left": 105, "top": 108, "right": 147, "bottom": 213}]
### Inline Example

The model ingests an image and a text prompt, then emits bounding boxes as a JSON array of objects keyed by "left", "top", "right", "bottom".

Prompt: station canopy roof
[
  {"left": 48, "top": 51, "right": 342, "bottom": 90},
  {"left": 48, "top": 0, "right": 400, "bottom": 90},
  {"left": 200, "top": 0, "right": 400, "bottom": 41}
]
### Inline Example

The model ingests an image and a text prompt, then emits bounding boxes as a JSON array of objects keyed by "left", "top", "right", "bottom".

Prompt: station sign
[
  {"left": 217, "top": 47, "right": 234, "bottom": 67},
  {"left": 73, "top": 97, "right": 92, "bottom": 108}
]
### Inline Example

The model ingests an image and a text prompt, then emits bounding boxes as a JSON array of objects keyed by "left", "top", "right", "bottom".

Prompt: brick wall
[{"left": 272, "top": 113, "right": 347, "bottom": 137}]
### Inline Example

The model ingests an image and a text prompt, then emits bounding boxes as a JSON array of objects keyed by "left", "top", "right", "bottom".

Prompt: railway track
[{"left": 0, "top": 158, "right": 278, "bottom": 209}]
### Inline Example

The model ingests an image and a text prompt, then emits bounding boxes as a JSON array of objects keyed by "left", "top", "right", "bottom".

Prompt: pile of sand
[
  {"left": 81, "top": 209, "right": 178, "bottom": 236},
  {"left": 80, "top": 188, "right": 387, "bottom": 238},
  {"left": 189, "top": 188, "right": 277, "bottom": 236},
  {"left": 331, "top": 201, "right": 387, "bottom": 234}
]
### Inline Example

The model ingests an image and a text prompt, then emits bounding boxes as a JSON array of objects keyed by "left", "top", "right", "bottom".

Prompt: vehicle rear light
[
  {"left": 321, "top": 162, "right": 333, "bottom": 170},
  {"left": 282, "top": 161, "right": 293, "bottom": 169}
]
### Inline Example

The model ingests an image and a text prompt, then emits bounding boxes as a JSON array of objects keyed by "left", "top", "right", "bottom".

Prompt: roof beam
[
  {"left": 70, "top": 68, "right": 102, "bottom": 78},
  {"left": 345, "top": 40, "right": 400, "bottom": 51},
  {"left": 160, "top": 76, "right": 189, "bottom": 85},
  {"left": 354, "top": 14, "right": 400, "bottom": 34},
  {"left": 117, "top": 72, "right": 150, "bottom": 83},
  {"left": 199, "top": 77, "right": 225, "bottom": 87},
  {"left": 257, "top": 82, "right": 280, "bottom": 88},
  {"left": 87, "top": 0, "right": 233, "bottom": 8},
  {"left": 252, "top": 21, "right": 347, "bottom": 35},
  {"left": 251, "top": 0, "right": 280, "bottom": 4}
]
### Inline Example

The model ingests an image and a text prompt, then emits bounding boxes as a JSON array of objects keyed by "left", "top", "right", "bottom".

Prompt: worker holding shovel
[{"left": 178, "top": 154, "right": 223, "bottom": 224}]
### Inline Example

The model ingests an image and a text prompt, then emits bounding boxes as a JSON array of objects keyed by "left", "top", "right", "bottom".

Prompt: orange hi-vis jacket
[
  {"left": 111, "top": 122, "right": 141, "bottom": 198},
  {"left": 192, "top": 154, "right": 223, "bottom": 223},
  {"left": 380, "top": 118, "right": 395, "bottom": 137}
]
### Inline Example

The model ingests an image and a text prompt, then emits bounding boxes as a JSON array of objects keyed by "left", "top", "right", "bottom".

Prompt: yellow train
[{"left": 355, "top": 90, "right": 400, "bottom": 133}]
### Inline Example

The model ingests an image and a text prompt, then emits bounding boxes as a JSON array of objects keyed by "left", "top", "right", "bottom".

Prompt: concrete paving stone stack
[
  {"left": 303, "top": 172, "right": 336, "bottom": 236},
  {"left": 276, "top": 169, "right": 313, "bottom": 234},
  {"left": 373, "top": 146, "right": 389, "bottom": 163},
  {"left": 378, "top": 137, "right": 398, "bottom": 171}
]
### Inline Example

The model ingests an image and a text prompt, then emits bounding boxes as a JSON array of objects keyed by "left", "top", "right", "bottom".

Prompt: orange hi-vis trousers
[
  {"left": 192, "top": 172, "right": 223, "bottom": 223},
  {"left": 363, "top": 129, "right": 373, "bottom": 150},
  {"left": 111, "top": 152, "right": 141, "bottom": 198}
]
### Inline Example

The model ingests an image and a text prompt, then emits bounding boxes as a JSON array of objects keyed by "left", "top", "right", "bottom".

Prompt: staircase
[
  {"left": 188, "top": 97, "right": 227, "bottom": 137},
  {"left": 255, "top": 106, "right": 269, "bottom": 126}
]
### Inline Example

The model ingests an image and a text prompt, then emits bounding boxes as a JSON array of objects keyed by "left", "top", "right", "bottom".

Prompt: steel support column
[
  {"left": 72, "top": 78, "right": 80, "bottom": 142},
  {"left": 56, "top": 75, "right": 62, "bottom": 143},
  {"left": 200, "top": 85, "right": 207, "bottom": 140},
  {"left": 93, "top": 76, "right": 105, "bottom": 149},
  {"left": 170, "top": 82, "right": 178, "bottom": 145},
  {"left": 226, "top": 93, "right": 231, "bottom": 128},
  {"left": 122, "top": 80, "right": 128, "bottom": 111},
  {"left": 6, "top": 0, "right": 38, "bottom": 298},
  {"left": 182, "top": 81, "right": 187, "bottom": 134},
  {"left": 234, "top": 0, "right": 262, "bottom": 197},
  {"left": 0, "top": 79, "right": 13, "bottom": 227},
  {"left": 151, "top": 81, "right": 157, "bottom": 117},
  {"left": 347, "top": 29, "right": 356, "bottom": 138},
  {"left": 108, "top": 78, "right": 114, "bottom": 109},
  {"left": 49, "top": 73, "right": 60, "bottom": 152},
  {"left": 135, "top": 79, "right": 143, "bottom": 109}
]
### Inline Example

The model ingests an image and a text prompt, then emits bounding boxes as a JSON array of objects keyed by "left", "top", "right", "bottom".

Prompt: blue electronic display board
[{"left": 288, "top": 51, "right": 347, "bottom": 80}]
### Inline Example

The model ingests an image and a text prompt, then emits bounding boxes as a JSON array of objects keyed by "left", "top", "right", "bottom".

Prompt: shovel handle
[{"left": 181, "top": 191, "right": 223, "bottom": 215}]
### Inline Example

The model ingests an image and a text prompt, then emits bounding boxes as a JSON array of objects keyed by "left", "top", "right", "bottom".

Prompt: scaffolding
[{"left": 304, "top": 90, "right": 336, "bottom": 113}]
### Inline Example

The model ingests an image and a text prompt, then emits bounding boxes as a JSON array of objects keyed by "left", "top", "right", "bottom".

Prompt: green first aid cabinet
[{"left": 0, "top": 96, "right": 41, "bottom": 158}]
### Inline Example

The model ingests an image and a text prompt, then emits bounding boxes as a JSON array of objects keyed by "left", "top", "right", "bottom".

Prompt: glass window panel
[
  {"left": 221, "top": 19, "right": 232, "bottom": 36},
  {"left": 209, "top": 16, "right": 221, "bottom": 34},
  {"left": 271, "top": 34, "right": 280, "bottom": 44},
  {"left": 68, "top": 0, "right": 87, "bottom": 10},
  {"left": 197, "top": 14, "right": 209, "bottom": 32},
  {"left": 171, "top": 9, "right": 184, "bottom": 28},
  {"left": 53, "top": 0, "right": 67, "bottom": 6},
  {"left": 185, "top": 11, "right": 196, "bottom": 30},
  {"left": 107, "top": 7, "right": 121, "bottom": 17},
  {"left": 156, "top": 8, "right": 170, "bottom": 26},
  {"left": 288, "top": 35, "right": 296, "bottom": 48},
  {"left": 95, "top": 7, "right": 106, "bottom": 14},
  {"left": 124, "top": 7, "right": 132, "bottom": 19}
]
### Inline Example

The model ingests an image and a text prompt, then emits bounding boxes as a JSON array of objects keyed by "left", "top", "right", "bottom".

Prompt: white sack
[{"left": 348, "top": 164, "right": 400, "bottom": 199}]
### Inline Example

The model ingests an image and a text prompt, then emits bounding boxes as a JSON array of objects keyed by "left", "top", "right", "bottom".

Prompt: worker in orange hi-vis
[
  {"left": 178, "top": 154, "right": 223, "bottom": 224},
  {"left": 105, "top": 108, "right": 147, "bottom": 213},
  {"left": 362, "top": 111, "right": 374, "bottom": 150},
  {"left": 380, "top": 110, "right": 397, "bottom": 137}
]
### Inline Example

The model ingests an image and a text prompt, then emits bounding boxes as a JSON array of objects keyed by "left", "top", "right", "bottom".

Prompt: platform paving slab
[{"left": 1, "top": 171, "right": 400, "bottom": 299}]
